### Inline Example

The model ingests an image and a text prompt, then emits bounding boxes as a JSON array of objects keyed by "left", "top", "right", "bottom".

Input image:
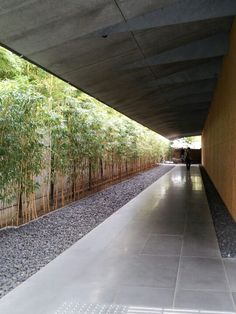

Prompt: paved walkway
[{"left": 0, "top": 165, "right": 236, "bottom": 314}]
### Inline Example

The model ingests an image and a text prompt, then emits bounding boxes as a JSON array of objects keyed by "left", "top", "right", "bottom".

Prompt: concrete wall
[{"left": 202, "top": 19, "right": 236, "bottom": 221}]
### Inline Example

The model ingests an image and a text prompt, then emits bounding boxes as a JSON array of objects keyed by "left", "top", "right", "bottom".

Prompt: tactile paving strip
[
  {"left": 54, "top": 301, "right": 128, "bottom": 314},
  {"left": 54, "top": 301, "right": 236, "bottom": 314}
]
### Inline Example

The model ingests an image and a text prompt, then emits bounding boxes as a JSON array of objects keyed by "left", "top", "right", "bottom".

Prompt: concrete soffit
[{"left": 0, "top": 0, "right": 235, "bottom": 138}]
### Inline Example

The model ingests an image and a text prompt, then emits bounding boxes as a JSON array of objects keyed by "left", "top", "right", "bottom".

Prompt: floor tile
[
  {"left": 224, "top": 259, "right": 236, "bottom": 291},
  {"left": 174, "top": 289, "right": 235, "bottom": 311},
  {"left": 152, "top": 209, "right": 186, "bottom": 223},
  {"left": 77, "top": 254, "right": 126, "bottom": 285},
  {"left": 186, "top": 208, "right": 212, "bottom": 223},
  {"left": 178, "top": 257, "right": 228, "bottom": 291},
  {"left": 114, "top": 286, "right": 174, "bottom": 308},
  {"left": 141, "top": 234, "right": 182, "bottom": 256},
  {"left": 60, "top": 282, "right": 116, "bottom": 304},
  {"left": 232, "top": 292, "right": 236, "bottom": 306},
  {"left": 182, "top": 234, "right": 220, "bottom": 257},
  {"left": 185, "top": 222, "right": 216, "bottom": 237},
  {"left": 121, "top": 255, "right": 179, "bottom": 288},
  {"left": 187, "top": 196, "right": 209, "bottom": 203},
  {"left": 147, "top": 220, "right": 185, "bottom": 235},
  {"left": 108, "top": 230, "right": 149, "bottom": 255},
  {"left": 156, "top": 202, "right": 187, "bottom": 214}
]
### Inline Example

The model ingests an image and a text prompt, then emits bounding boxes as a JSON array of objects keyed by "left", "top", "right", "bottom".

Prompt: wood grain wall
[{"left": 202, "top": 19, "right": 236, "bottom": 221}]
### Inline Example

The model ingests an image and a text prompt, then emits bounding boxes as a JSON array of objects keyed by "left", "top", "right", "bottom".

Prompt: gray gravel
[
  {"left": 200, "top": 166, "right": 236, "bottom": 258},
  {"left": 0, "top": 165, "right": 173, "bottom": 298}
]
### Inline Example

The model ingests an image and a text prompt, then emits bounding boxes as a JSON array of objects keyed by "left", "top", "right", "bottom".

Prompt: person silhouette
[
  {"left": 185, "top": 147, "right": 192, "bottom": 170},
  {"left": 180, "top": 147, "right": 185, "bottom": 163}
]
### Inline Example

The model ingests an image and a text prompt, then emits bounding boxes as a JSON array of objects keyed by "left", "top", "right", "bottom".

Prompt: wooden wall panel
[{"left": 202, "top": 18, "right": 236, "bottom": 221}]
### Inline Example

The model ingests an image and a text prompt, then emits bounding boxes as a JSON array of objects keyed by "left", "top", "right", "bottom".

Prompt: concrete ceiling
[{"left": 0, "top": 0, "right": 235, "bottom": 139}]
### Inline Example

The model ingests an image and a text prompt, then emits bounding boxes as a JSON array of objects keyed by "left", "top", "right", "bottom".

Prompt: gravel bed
[
  {"left": 200, "top": 166, "right": 236, "bottom": 258},
  {"left": 0, "top": 165, "right": 174, "bottom": 298}
]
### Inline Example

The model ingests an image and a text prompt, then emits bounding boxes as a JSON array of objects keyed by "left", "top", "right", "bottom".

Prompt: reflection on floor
[{"left": 0, "top": 165, "right": 235, "bottom": 314}]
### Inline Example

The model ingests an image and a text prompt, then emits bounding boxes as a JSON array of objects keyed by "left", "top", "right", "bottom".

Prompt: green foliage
[
  {"left": 0, "top": 80, "right": 46, "bottom": 202},
  {"left": 0, "top": 46, "right": 170, "bottom": 216},
  {"left": 0, "top": 48, "right": 23, "bottom": 79},
  {"left": 171, "top": 136, "right": 201, "bottom": 149}
]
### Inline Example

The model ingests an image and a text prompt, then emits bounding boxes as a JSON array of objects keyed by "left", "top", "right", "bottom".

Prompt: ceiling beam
[
  {"left": 146, "top": 59, "right": 221, "bottom": 86},
  {"left": 161, "top": 79, "right": 216, "bottom": 99},
  {"left": 97, "top": 0, "right": 236, "bottom": 36},
  {"left": 167, "top": 93, "right": 213, "bottom": 106},
  {"left": 129, "top": 33, "right": 229, "bottom": 68}
]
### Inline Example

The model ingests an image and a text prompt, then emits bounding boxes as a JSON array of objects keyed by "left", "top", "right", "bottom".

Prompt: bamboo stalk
[
  {"left": 29, "top": 193, "right": 33, "bottom": 221},
  {"left": 26, "top": 192, "right": 29, "bottom": 223},
  {"left": 31, "top": 194, "right": 34, "bottom": 221},
  {"left": 0, "top": 210, "right": 2, "bottom": 228},
  {"left": 61, "top": 176, "right": 65, "bottom": 206},
  {"left": 42, "top": 183, "right": 47, "bottom": 213},
  {"left": 47, "top": 190, "right": 50, "bottom": 212},
  {"left": 11, "top": 203, "right": 14, "bottom": 226},
  {"left": 21, "top": 194, "right": 24, "bottom": 224},
  {"left": 27, "top": 193, "right": 30, "bottom": 223},
  {"left": 5, "top": 207, "right": 8, "bottom": 227},
  {"left": 55, "top": 178, "right": 58, "bottom": 209},
  {"left": 16, "top": 197, "right": 19, "bottom": 226},
  {"left": 33, "top": 192, "right": 38, "bottom": 219}
]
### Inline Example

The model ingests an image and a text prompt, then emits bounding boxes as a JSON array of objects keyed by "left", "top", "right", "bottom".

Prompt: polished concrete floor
[{"left": 0, "top": 165, "right": 236, "bottom": 314}]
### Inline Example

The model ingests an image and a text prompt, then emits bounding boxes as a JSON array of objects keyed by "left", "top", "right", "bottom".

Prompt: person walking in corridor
[
  {"left": 180, "top": 147, "right": 185, "bottom": 163},
  {"left": 185, "top": 147, "right": 192, "bottom": 170}
]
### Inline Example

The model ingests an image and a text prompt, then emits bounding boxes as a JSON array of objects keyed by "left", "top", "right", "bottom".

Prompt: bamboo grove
[{"left": 0, "top": 47, "right": 172, "bottom": 227}]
